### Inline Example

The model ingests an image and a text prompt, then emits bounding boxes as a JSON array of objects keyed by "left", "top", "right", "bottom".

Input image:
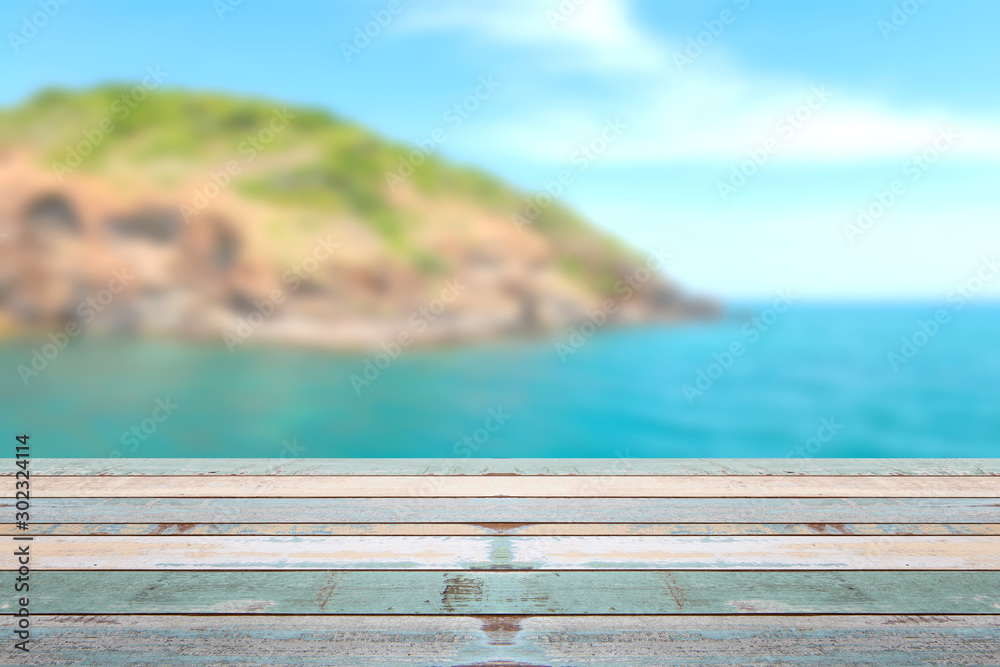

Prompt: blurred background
[{"left": 1, "top": 0, "right": 998, "bottom": 457}]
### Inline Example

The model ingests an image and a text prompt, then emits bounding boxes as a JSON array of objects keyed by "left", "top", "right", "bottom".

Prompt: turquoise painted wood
[
  {"left": 10, "top": 615, "right": 1000, "bottom": 667},
  {"left": 12, "top": 496, "right": 1000, "bottom": 523},
  {"left": 14, "top": 457, "right": 1000, "bottom": 475},
  {"left": 24, "top": 571, "right": 1000, "bottom": 614},
  {"left": 7, "top": 457, "right": 1000, "bottom": 665}
]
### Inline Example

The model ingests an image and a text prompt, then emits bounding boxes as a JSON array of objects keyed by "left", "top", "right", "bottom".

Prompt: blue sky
[{"left": 3, "top": 0, "right": 999, "bottom": 299}]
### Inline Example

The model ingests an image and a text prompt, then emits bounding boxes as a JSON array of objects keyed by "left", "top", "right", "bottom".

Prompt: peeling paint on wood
[
  {"left": 29, "top": 474, "right": 1000, "bottom": 497},
  {"left": 6, "top": 615, "right": 997, "bottom": 666},
  {"left": 7, "top": 522, "right": 1000, "bottom": 536},
  {"left": 5, "top": 457, "right": 999, "bottom": 665},
  {"left": 21, "top": 535, "right": 1000, "bottom": 570},
  {"left": 11, "top": 496, "right": 1000, "bottom": 523},
  {"left": 13, "top": 458, "right": 1000, "bottom": 476},
  {"left": 21, "top": 571, "right": 1000, "bottom": 614}
]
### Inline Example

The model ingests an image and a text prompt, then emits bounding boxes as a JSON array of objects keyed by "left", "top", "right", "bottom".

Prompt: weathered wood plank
[
  {"left": 13, "top": 458, "right": 1000, "bottom": 476},
  {"left": 7, "top": 457, "right": 998, "bottom": 665},
  {"left": 20, "top": 535, "right": 1000, "bottom": 570},
  {"left": 30, "top": 475, "right": 1000, "bottom": 497},
  {"left": 9, "top": 615, "right": 1000, "bottom": 667},
  {"left": 18, "top": 571, "right": 1000, "bottom": 614},
  {"left": 8, "top": 522, "right": 1000, "bottom": 536},
  {"left": 13, "top": 497, "right": 1000, "bottom": 523}
]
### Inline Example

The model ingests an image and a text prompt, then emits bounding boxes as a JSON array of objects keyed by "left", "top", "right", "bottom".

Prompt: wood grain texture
[
  {"left": 12, "top": 457, "right": 1000, "bottom": 475},
  {"left": 7, "top": 615, "right": 999, "bottom": 667},
  {"left": 7, "top": 457, "right": 1000, "bottom": 665},
  {"left": 13, "top": 496, "right": 1000, "bottom": 523},
  {"left": 21, "top": 535, "right": 1000, "bottom": 570},
  {"left": 30, "top": 474, "right": 1000, "bottom": 497},
  {"left": 9, "top": 522, "right": 1000, "bottom": 536},
  {"left": 19, "top": 571, "right": 1000, "bottom": 614}
]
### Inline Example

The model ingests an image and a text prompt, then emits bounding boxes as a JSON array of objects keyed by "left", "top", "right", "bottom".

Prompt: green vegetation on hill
[{"left": 1, "top": 86, "right": 652, "bottom": 297}]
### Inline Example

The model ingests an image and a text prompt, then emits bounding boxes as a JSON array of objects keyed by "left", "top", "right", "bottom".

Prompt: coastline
[{"left": 1, "top": 300, "right": 722, "bottom": 355}]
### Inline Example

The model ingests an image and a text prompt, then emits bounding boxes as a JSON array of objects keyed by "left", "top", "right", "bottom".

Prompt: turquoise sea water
[{"left": 2, "top": 304, "right": 998, "bottom": 458}]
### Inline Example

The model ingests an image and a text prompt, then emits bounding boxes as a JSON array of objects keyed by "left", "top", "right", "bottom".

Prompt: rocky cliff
[{"left": 0, "top": 87, "right": 716, "bottom": 349}]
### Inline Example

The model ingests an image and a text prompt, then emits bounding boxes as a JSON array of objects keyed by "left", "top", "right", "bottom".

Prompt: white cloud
[
  {"left": 604, "top": 82, "right": 1000, "bottom": 165},
  {"left": 399, "top": 0, "right": 1000, "bottom": 166},
  {"left": 396, "top": 0, "right": 665, "bottom": 73}
]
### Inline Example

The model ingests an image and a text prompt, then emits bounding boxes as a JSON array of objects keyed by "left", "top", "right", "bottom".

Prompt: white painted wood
[
  {"left": 29, "top": 475, "right": 1000, "bottom": 497},
  {"left": 23, "top": 535, "right": 1000, "bottom": 570}
]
